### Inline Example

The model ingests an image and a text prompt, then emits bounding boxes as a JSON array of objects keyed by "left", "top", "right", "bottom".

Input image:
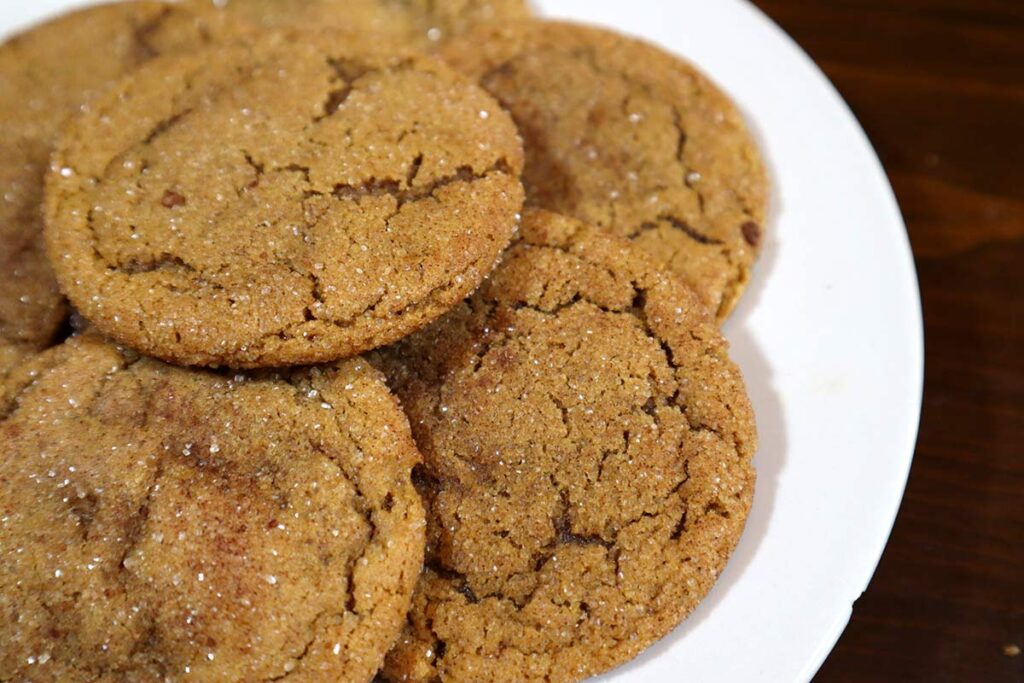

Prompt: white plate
[{"left": 2, "top": 1, "right": 924, "bottom": 681}]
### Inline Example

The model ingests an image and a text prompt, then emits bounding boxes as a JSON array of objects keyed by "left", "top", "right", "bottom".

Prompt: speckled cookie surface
[
  {"left": 0, "top": 1, "right": 239, "bottom": 351},
  {"left": 0, "top": 332, "right": 425, "bottom": 682},
  {"left": 45, "top": 34, "right": 525, "bottom": 368},
  {"left": 0, "top": 339, "right": 33, "bottom": 389},
  {"left": 193, "top": 0, "right": 531, "bottom": 48},
  {"left": 442, "top": 21, "right": 768, "bottom": 321},
  {"left": 377, "top": 211, "right": 757, "bottom": 682}
]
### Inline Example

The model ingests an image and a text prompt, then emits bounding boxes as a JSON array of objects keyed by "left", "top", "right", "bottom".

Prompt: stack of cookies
[{"left": 0, "top": 2, "right": 765, "bottom": 681}]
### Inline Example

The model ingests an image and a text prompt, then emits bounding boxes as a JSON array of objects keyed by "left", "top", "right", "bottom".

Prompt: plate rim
[{"left": 730, "top": 2, "right": 924, "bottom": 677}]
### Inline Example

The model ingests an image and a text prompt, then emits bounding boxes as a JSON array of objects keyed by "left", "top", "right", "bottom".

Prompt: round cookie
[
  {"left": 45, "top": 33, "right": 525, "bottom": 368},
  {"left": 193, "top": 0, "right": 532, "bottom": 48},
  {"left": 377, "top": 210, "right": 757, "bottom": 682},
  {"left": 0, "top": 332, "right": 425, "bottom": 682},
  {"left": 0, "top": 1, "right": 241, "bottom": 351},
  {"left": 441, "top": 21, "right": 769, "bottom": 321}
]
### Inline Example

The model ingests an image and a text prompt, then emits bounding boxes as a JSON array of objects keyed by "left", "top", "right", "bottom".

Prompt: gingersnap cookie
[
  {"left": 45, "top": 33, "right": 525, "bottom": 369},
  {"left": 376, "top": 210, "right": 757, "bottom": 682},
  {"left": 0, "top": 332, "right": 425, "bottom": 682},
  {"left": 193, "top": 0, "right": 531, "bottom": 48},
  {"left": 441, "top": 21, "right": 769, "bottom": 321},
  {"left": 0, "top": 1, "right": 241, "bottom": 353}
]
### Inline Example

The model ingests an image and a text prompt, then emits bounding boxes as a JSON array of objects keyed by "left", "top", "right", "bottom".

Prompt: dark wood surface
[{"left": 749, "top": 1, "right": 1024, "bottom": 681}]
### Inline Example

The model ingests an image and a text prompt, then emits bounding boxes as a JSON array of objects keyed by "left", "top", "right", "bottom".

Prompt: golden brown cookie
[
  {"left": 442, "top": 21, "right": 769, "bottom": 321},
  {"left": 0, "top": 332, "right": 425, "bottom": 682},
  {"left": 45, "top": 33, "right": 525, "bottom": 369},
  {"left": 377, "top": 210, "right": 757, "bottom": 682},
  {"left": 0, "top": 1, "right": 241, "bottom": 352},
  {"left": 193, "top": 0, "right": 531, "bottom": 48}
]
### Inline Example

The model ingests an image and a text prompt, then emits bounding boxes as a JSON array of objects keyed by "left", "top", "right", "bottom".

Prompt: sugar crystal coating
[
  {"left": 45, "top": 33, "right": 525, "bottom": 368},
  {"left": 0, "top": 333, "right": 425, "bottom": 682},
  {"left": 191, "top": 0, "right": 532, "bottom": 48},
  {"left": 442, "top": 21, "right": 769, "bottom": 321},
  {"left": 0, "top": 0, "right": 241, "bottom": 350},
  {"left": 377, "top": 210, "right": 757, "bottom": 682}
]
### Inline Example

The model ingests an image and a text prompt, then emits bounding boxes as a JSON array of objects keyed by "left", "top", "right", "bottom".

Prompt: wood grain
[{"left": 751, "top": 1, "right": 1024, "bottom": 681}]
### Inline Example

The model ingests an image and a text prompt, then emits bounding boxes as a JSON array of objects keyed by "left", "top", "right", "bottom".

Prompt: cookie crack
[
  {"left": 426, "top": 561, "right": 480, "bottom": 605},
  {"left": 331, "top": 159, "right": 513, "bottom": 207},
  {"left": 672, "top": 108, "right": 707, "bottom": 215},
  {"left": 276, "top": 163, "right": 311, "bottom": 185},
  {"left": 142, "top": 107, "right": 195, "bottom": 147},
  {"left": 406, "top": 153, "right": 425, "bottom": 187},
  {"left": 274, "top": 265, "right": 479, "bottom": 349},
  {"left": 671, "top": 461, "right": 693, "bottom": 540},
  {"left": 633, "top": 214, "right": 724, "bottom": 246},
  {"left": 314, "top": 58, "right": 370, "bottom": 123},
  {"left": 596, "top": 444, "right": 621, "bottom": 483},
  {"left": 505, "top": 473, "right": 689, "bottom": 615},
  {"left": 314, "top": 56, "right": 417, "bottom": 123},
  {"left": 242, "top": 150, "right": 265, "bottom": 184},
  {"left": 84, "top": 207, "right": 118, "bottom": 269},
  {"left": 315, "top": 82, "right": 355, "bottom": 123},
  {"left": 304, "top": 436, "right": 377, "bottom": 556},
  {"left": 120, "top": 253, "right": 196, "bottom": 275},
  {"left": 553, "top": 489, "right": 613, "bottom": 551},
  {"left": 131, "top": 6, "right": 173, "bottom": 62},
  {"left": 627, "top": 286, "right": 743, "bottom": 445}
]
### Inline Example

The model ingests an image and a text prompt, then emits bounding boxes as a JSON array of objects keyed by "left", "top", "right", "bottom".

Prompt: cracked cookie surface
[
  {"left": 376, "top": 211, "right": 757, "bottom": 682},
  {"left": 0, "top": 1, "right": 240, "bottom": 353},
  {"left": 442, "top": 21, "right": 768, "bottom": 321},
  {"left": 0, "top": 332, "right": 425, "bottom": 682},
  {"left": 190, "top": 0, "right": 531, "bottom": 49},
  {"left": 45, "top": 33, "right": 525, "bottom": 368}
]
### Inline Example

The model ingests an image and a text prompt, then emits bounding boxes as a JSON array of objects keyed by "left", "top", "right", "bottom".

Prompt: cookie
[
  {"left": 441, "top": 21, "right": 769, "bottom": 321},
  {"left": 45, "top": 33, "right": 525, "bottom": 368},
  {"left": 0, "top": 1, "right": 240, "bottom": 352},
  {"left": 0, "top": 332, "right": 425, "bottom": 682},
  {"left": 376, "top": 210, "right": 757, "bottom": 682},
  {"left": 193, "top": 0, "right": 532, "bottom": 48}
]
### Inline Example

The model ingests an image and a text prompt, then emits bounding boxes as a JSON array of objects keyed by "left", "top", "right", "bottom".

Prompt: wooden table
[{"left": 750, "top": 1, "right": 1024, "bottom": 681}]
